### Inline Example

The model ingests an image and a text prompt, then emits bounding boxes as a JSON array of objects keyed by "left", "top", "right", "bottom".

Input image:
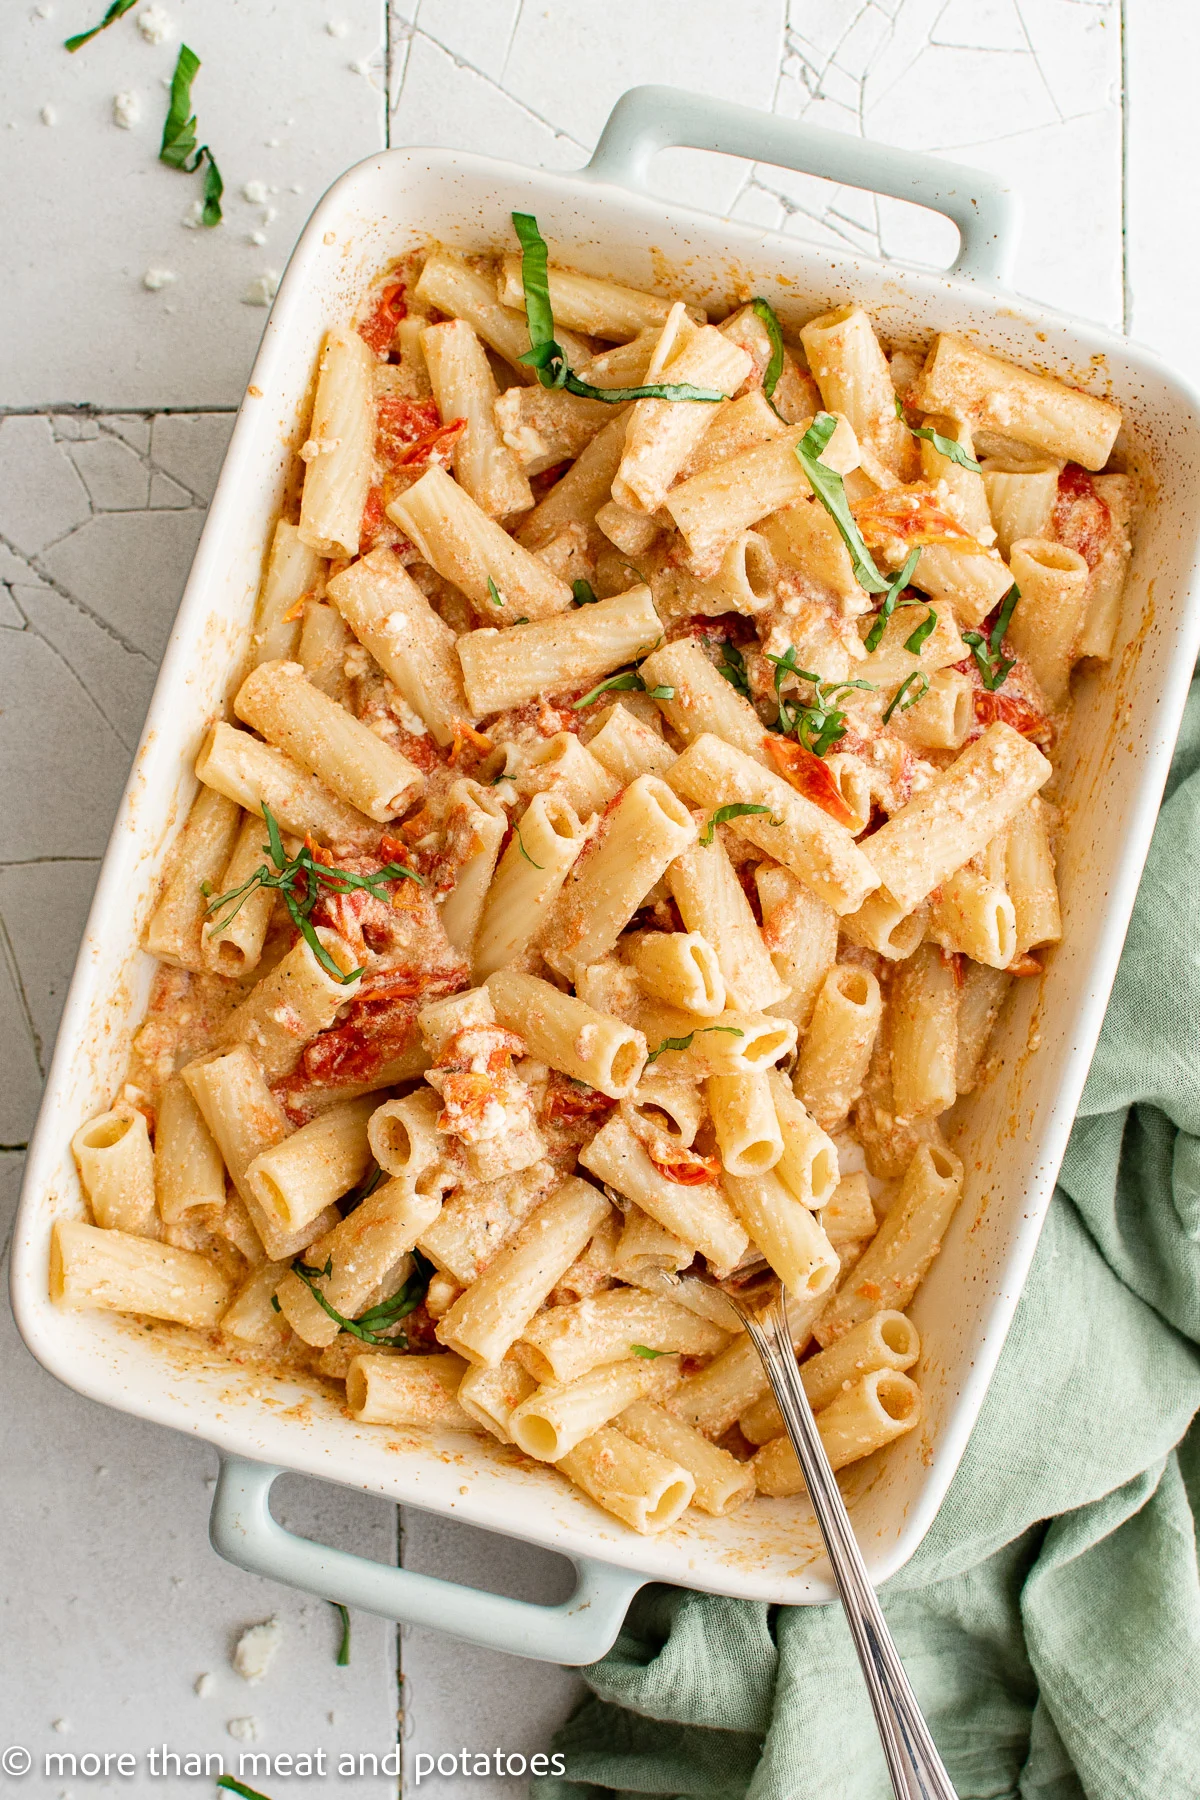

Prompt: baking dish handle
[
  {"left": 585, "top": 84, "right": 1020, "bottom": 286},
  {"left": 210, "top": 1455, "right": 644, "bottom": 1666}
]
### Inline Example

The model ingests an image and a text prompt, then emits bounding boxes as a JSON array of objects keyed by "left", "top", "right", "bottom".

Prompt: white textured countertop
[{"left": 1, "top": 2, "right": 1191, "bottom": 1794}]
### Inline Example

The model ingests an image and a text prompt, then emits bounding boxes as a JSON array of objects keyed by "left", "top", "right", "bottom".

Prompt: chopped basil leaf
[
  {"left": 796, "top": 414, "right": 889, "bottom": 595},
  {"left": 765, "top": 647, "right": 876, "bottom": 757},
  {"left": 572, "top": 579, "right": 600, "bottom": 606},
  {"left": 486, "top": 577, "right": 505, "bottom": 608},
  {"left": 64, "top": 0, "right": 138, "bottom": 52},
  {"left": 571, "top": 670, "right": 675, "bottom": 710},
  {"left": 713, "top": 638, "right": 752, "bottom": 699},
  {"left": 512, "top": 211, "right": 725, "bottom": 404},
  {"left": 204, "top": 803, "right": 421, "bottom": 986},
  {"left": 331, "top": 1602, "right": 351, "bottom": 1666},
  {"left": 909, "top": 423, "right": 982, "bottom": 472},
  {"left": 863, "top": 546, "right": 923, "bottom": 654},
  {"left": 512, "top": 617, "right": 530, "bottom": 625},
  {"left": 218, "top": 1780, "right": 274, "bottom": 1800},
  {"left": 292, "top": 1251, "right": 432, "bottom": 1346},
  {"left": 269, "top": 1294, "right": 281, "bottom": 1313},
  {"left": 646, "top": 1024, "right": 744, "bottom": 1064},
  {"left": 700, "top": 803, "right": 776, "bottom": 848},
  {"left": 514, "top": 823, "right": 543, "bottom": 869},
  {"left": 159, "top": 44, "right": 223, "bottom": 227},
  {"left": 750, "top": 297, "right": 785, "bottom": 417},
  {"left": 962, "top": 582, "right": 1021, "bottom": 691},
  {"left": 882, "top": 671, "right": 930, "bottom": 724},
  {"left": 903, "top": 608, "right": 937, "bottom": 655},
  {"left": 630, "top": 1343, "right": 668, "bottom": 1359}
]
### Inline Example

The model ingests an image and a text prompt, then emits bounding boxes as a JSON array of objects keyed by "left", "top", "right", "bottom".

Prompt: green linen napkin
[{"left": 534, "top": 681, "right": 1200, "bottom": 1800}]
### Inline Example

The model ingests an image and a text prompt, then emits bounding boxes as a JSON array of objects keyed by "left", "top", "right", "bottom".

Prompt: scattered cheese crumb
[
  {"left": 138, "top": 5, "right": 173, "bottom": 44},
  {"left": 289, "top": 182, "right": 303, "bottom": 194},
  {"left": 112, "top": 91, "right": 141, "bottom": 130},
  {"left": 36, "top": 4, "right": 55, "bottom": 17},
  {"left": 232, "top": 1617, "right": 282, "bottom": 1686},
  {"left": 53, "top": 1719, "right": 71, "bottom": 1734},
  {"left": 180, "top": 198, "right": 205, "bottom": 229},
  {"left": 40, "top": 104, "right": 57, "bottom": 126},
  {"left": 243, "top": 270, "right": 281, "bottom": 307},
  {"left": 265, "top": 136, "right": 281, "bottom": 148},
  {"left": 349, "top": 58, "right": 370, "bottom": 75},
  {"left": 242, "top": 178, "right": 270, "bottom": 204},
  {"left": 194, "top": 1673, "right": 215, "bottom": 1698},
  {"left": 227, "top": 1717, "right": 259, "bottom": 1743},
  {"left": 326, "top": 18, "right": 349, "bottom": 36},
  {"left": 249, "top": 230, "right": 267, "bottom": 246},
  {"left": 143, "top": 267, "right": 178, "bottom": 291}
]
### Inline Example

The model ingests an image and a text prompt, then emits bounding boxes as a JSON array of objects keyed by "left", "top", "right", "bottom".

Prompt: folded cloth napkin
[{"left": 534, "top": 679, "right": 1200, "bottom": 1800}]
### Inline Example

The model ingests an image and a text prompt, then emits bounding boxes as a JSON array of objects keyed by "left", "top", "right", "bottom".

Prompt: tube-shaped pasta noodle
[
  {"left": 707, "top": 1073, "right": 783, "bottom": 1176},
  {"left": 629, "top": 1072, "right": 706, "bottom": 1147},
  {"left": 496, "top": 254, "right": 683, "bottom": 339},
  {"left": 182, "top": 1045, "right": 288, "bottom": 1201},
  {"left": 326, "top": 550, "right": 473, "bottom": 745},
  {"left": 677, "top": 389, "right": 789, "bottom": 480},
  {"left": 814, "top": 1141, "right": 964, "bottom": 1345},
  {"left": 758, "top": 494, "right": 864, "bottom": 615},
  {"left": 617, "top": 1399, "right": 755, "bottom": 1515},
  {"left": 220, "top": 1258, "right": 293, "bottom": 1346},
  {"left": 456, "top": 1359, "right": 538, "bottom": 1443},
  {"left": 723, "top": 1168, "right": 839, "bottom": 1298},
  {"left": 72, "top": 1106, "right": 160, "bottom": 1238},
  {"left": 768, "top": 1070, "right": 839, "bottom": 1209},
  {"left": 955, "top": 962, "right": 1012, "bottom": 1094},
  {"left": 144, "top": 785, "right": 241, "bottom": 971},
  {"left": 862, "top": 723, "right": 1051, "bottom": 913},
  {"left": 421, "top": 318, "right": 533, "bottom": 517},
  {"left": 908, "top": 540, "right": 1015, "bottom": 631},
  {"left": 417, "top": 1161, "right": 558, "bottom": 1286},
  {"left": 455, "top": 584, "right": 662, "bottom": 716},
  {"left": 981, "top": 460, "right": 1060, "bottom": 557},
  {"left": 487, "top": 969, "right": 647, "bottom": 1100},
  {"left": 667, "top": 836, "right": 787, "bottom": 1013},
  {"left": 436, "top": 1177, "right": 611, "bottom": 1366},
  {"left": 885, "top": 668, "right": 974, "bottom": 752},
  {"left": 664, "top": 416, "right": 861, "bottom": 574},
  {"left": 579, "top": 1113, "right": 748, "bottom": 1275},
  {"left": 800, "top": 306, "right": 912, "bottom": 475},
  {"left": 1007, "top": 797, "right": 1061, "bottom": 952},
  {"left": 614, "top": 1206, "right": 693, "bottom": 1280},
  {"left": 50, "top": 1220, "right": 230, "bottom": 1328},
  {"left": 438, "top": 778, "right": 511, "bottom": 966},
  {"left": 509, "top": 1355, "right": 680, "bottom": 1461},
  {"left": 234, "top": 659, "right": 423, "bottom": 822},
  {"left": 795, "top": 963, "right": 882, "bottom": 1132},
  {"left": 586, "top": 702, "right": 675, "bottom": 784},
  {"left": 856, "top": 604, "right": 966, "bottom": 689},
  {"left": 752, "top": 1367, "right": 922, "bottom": 1490},
  {"left": 1007, "top": 537, "right": 1090, "bottom": 708},
  {"left": 612, "top": 322, "right": 751, "bottom": 515},
  {"left": 819, "top": 1170, "right": 877, "bottom": 1247},
  {"left": 556, "top": 1425, "right": 695, "bottom": 1534},
  {"left": 638, "top": 637, "right": 771, "bottom": 765},
  {"left": 202, "top": 813, "right": 279, "bottom": 982},
  {"left": 298, "top": 327, "right": 375, "bottom": 560},
  {"left": 413, "top": 251, "right": 592, "bottom": 380},
  {"left": 195, "top": 722, "right": 376, "bottom": 849},
  {"left": 473, "top": 791, "right": 587, "bottom": 978},
  {"left": 516, "top": 1286, "right": 726, "bottom": 1385},
  {"left": 387, "top": 465, "right": 572, "bottom": 624},
  {"left": 493, "top": 383, "right": 613, "bottom": 476},
  {"left": 888, "top": 943, "right": 959, "bottom": 1120},
  {"left": 666, "top": 734, "right": 879, "bottom": 916},
  {"left": 275, "top": 1178, "right": 443, "bottom": 1347},
  {"left": 917, "top": 417, "right": 993, "bottom": 540},
  {"left": 245, "top": 1096, "right": 375, "bottom": 1232},
  {"left": 1079, "top": 472, "right": 1134, "bottom": 660},
  {"left": 543, "top": 776, "right": 697, "bottom": 977},
  {"left": 251, "top": 519, "right": 324, "bottom": 666},
  {"left": 517, "top": 733, "right": 620, "bottom": 821},
  {"left": 627, "top": 930, "right": 726, "bottom": 1018},
  {"left": 929, "top": 864, "right": 1017, "bottom": 969},
  {"left": 756, "top": 864, "right": 838, "bottom": 1030},
  {"left": 913, "top": 333, "right": 1121, "bottom": 470},
  {"left": 297, "top": 600, "right": 351, "bottom": 700},
  {"left": 838, "top": 888, "right": 928, "bottom": 963},
  {"left": 739, "top": 1307, "right": 918, "bottom": 1442},
  {"left": 666, "top": 1287, "right": 829, "bottom": 1436},
  {"left": 215, "top": 929, "right": 362, "bottom": 1083},
  {"left": 366, "top": 1087, "right": 442, "bottom": 1181},
  {"left": 346, "top": 1351, "right": 476, "bottom": 1430},
  {"left": 637, "top": 1003, "right": 797, "bottom": 1080},
  {"left": 154, "top": 1078, "right": 226, "bottom": 1225},
  {"left": 515, "top": 410, "right": 630, "bottom": 553}
]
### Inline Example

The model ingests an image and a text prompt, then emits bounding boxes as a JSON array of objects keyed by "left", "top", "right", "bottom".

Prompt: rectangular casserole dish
[{"left": 14, "top": 86, "right": 1200, "bottom": 1665}]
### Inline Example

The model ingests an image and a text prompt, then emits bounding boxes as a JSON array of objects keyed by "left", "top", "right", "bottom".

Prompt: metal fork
[{"left": 730, "top": 1288, "right": 959, "bottom": 1800}]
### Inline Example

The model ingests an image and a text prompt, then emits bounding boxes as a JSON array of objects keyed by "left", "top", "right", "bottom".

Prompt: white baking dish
[{"left": 14, "top": 87, "right": 1200, "bottom": 1665}]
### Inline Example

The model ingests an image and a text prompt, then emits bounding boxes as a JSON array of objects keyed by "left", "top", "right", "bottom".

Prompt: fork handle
[{"left": 749, "top": 1302, "right": 959, "bottom": 1800}]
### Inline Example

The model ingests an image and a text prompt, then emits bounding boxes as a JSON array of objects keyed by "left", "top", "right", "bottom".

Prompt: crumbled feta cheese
[
  {"left": 242, "top": 179, "right": 270, "bottom": 205},
  {"left": 194, "top": 1672, "right": 215, "bottom": 1698},
  {"left": 138, "top": 4, "right": 173, "bottom": 44},
  {"left": 243, "top": 270, "right": 281, "bottom": 307},
  {"left": 265, "top": 136, "right": 281, "bottom": 148},
  {"left": 326, "top": 18, "right": 349, "bottom": 36},
  {"left": 249, "top": 230, "right": 267, "bottom": 246},
  {"left": 52, "top": 1719, "right": 71, "bottom": 1734},
  {"left": 112, "top": 91, "right": 140, "bottom": 129},
  {"left": 180, "top": 198, "right": 205, "bottom": 229},
  {"left": 35, "top": 4, "right": 54, "bottom": 17},
  {"left": 349, "top": 57, "right": 370, "bottom": 75},
  {"left": 393, "top": 695, "right": 428, "bottom": 736},
  {"left": 227, "top": 1717, "right": 259, "bottom": 1743},
  {"left": 143, "top": 267, "right": 178, "bottom": 291},
  {"left": 40, "top": 104, "right": 57, "bottom": 126},
  {"left": 232, "top": 1617, "right": 282, "bottom": 1686}
]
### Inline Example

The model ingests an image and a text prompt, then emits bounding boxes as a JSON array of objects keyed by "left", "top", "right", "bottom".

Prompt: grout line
[
  {"left": 0, "top": 909, "right": 43, "bottom": 1077},
  {"left": 0, "top": 404, "right": 239, "bottom": 419}
]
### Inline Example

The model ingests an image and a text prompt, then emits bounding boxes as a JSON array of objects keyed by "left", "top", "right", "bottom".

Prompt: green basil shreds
[
  {"left": 572, "top": 670, "right": 675, "bottom": 710},
  {"left": 863, "top": 547, "right": 923, "bottom": 654},
  {"left": 903, "top": 608, "right": 938, "bottom": 655},
  {"left": 64, "top": 0, "right": 138, "bottom": 51},
  {"left": 700, "top": 803, "right": 777, "bottom": 848},
  {"left": 630, "top": 1344, "right": 669, "bottom": 1359},
  {"left": 750, "top": 297, "right": 786, "bottom": 417},
  {"left": 910, "top": 421, "right": 982, "bottom": 471},
  {"left": 765, "top": 646, "right": 876, "bottom": 758},
  {"left": 796, "top": 414, "right": 890, "bottom": 595},
  {"left": 572, "top": 579, "right": 600, "bottom": 606},
  {"left": 963, "top": 582, "right": 1021, "bottom": 691},
  {"left": 331, "top": 1602, "right": 351, "bottom": 1666},
  {"left": 646, "top": 1025, "right": 744, "bottom": 1064},
  {"left": 203, "top": 802, "right": 421, "bottom": 986},
  {"left": 512, "top": 211, "right": 726, "bottom": 405},
  {"left": 159, "top": 44, "right": 223, "bottom": 227},
  {"left": 486, "top": 576, "right": 506, "bottom": 608},
  {"left": 514, "top": 823, "right": 543, "bottom": 869},
  {"left": 882, "top": 670, "right": 930, "bottom": 724},
  {"left": 291, "top": 1252, "right": 432, "bottom": 1347}
]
